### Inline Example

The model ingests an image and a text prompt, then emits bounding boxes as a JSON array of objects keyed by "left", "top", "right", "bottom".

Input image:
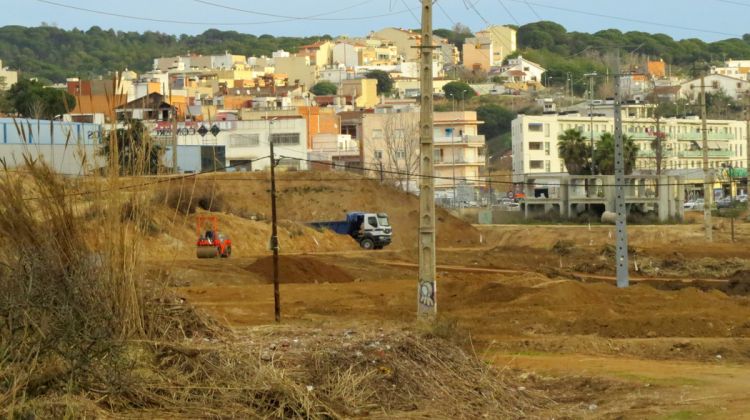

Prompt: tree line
[{"left": 0, "top": 25, "right": 332, "bottom": 83}]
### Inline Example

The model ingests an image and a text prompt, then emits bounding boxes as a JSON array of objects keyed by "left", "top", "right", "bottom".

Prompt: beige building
[
  {"left": 340, "top": 79, "right": 378, "bottom": 108},
  {"left": 298, "top": 40, "right": 335, "bottom": 68},
  {"left": 273, "top": 55, "right": 317, "bottom": 90},
  {"left": 362, "top": 109, "right": 486, "bottom": 195},
  {"left": 0, "top": 60, "right": 18, "bottom": 91},
  {"left": 462, "top": 37, "right": 493, "bottom": 71},
  {"left": 476, "top": 25, "right": 517, "bottom": 66},
  {"left": 512, "top": 114, "right": 748, "bottom": 182},
  {"left": 370, "top": 28, "right": 421, "bottom": 61}
]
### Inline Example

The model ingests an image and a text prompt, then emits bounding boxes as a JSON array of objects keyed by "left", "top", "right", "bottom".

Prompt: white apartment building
[
  {"left": 512, "top": 113, "right": 747, "bottom": 182},
  {"left": 679, "top": 74, "right": 750, "bottom": 101},
  {"left": 710, "top": 59, "right": 750, "bottom": 80},
  {"left": 151, "top": 118, "right": 308, "bottom": 172}
]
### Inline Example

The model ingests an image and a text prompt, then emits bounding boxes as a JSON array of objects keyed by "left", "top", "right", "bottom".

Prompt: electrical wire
[
  {"left": 495, "top": 0, "right": 520, "bottom": 25},
  {"left": 193, "top": 0, "right": 409, "bottom": 22},
  {"left": 34, "top": 0, "right": 407, "bottom": 26},
  {"left": 504, "top": 0, "right": 742, "bottom": 38},
  {"left": 522, "top": 0, "right": 542, "bottom": 21}
]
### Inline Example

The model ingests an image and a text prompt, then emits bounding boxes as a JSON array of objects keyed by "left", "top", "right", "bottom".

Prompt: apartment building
[
  {"left": 362, "top": 109, "right": 485, "bottom": 195},
  {"left": 0, "top": 59, "right": 18, "bottom": 90},
  {"left": 512, "top": 113, "right": 748, "bottom": 182},
  {"left": 475, "top": 25, "right": 517, "bottom": 66}
]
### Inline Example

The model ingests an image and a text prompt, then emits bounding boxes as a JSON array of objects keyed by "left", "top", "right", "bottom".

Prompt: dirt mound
[
  {"left": 246, "top": 255, "right": 353, "bottom": 284},
  {"left": 151, "top": 172, "right": 481, "bottom": 250}
]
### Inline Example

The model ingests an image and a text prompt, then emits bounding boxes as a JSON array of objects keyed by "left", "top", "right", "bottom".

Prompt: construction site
[{"left": 2, "top": 162, "right": 748, "bottom": 418}]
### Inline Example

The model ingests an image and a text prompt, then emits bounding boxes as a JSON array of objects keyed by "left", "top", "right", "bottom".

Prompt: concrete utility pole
[
  {"left": 613, "top": 53, "right": 629, "bottom": 288},
  {"left": 418, "top": 0, "right": 437, "bottom": 317},
  {"left": 700, "top": 75, "right": 713, "bottom": 241},
  {"left": 585, "top": 72, "right": 597, "bottom": 175},
  {"left": 169, "top": 82, "right": 178, "bottom": 173}
]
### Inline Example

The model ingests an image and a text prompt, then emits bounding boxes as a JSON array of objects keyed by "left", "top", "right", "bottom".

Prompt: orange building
[
  {"left": 298, "top": 106, "right": 340, "bottom": 148},
  {"left": 647, "top": 60, "right": 666, "bottom": 78},
  {"left": 67, "top": 79, "right": 129, "bottom": 120}
]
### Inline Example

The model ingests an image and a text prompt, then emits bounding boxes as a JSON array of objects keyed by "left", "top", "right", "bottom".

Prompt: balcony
[
  {"left": 676, "top": 132, "right": 734, "bottom": 141},
  {"left": 435, "top": 134, "right": 485, "bottom": 144},
  {"left": 637, "top": 150, "right": 674, "bottom": 158},
  {"left": 678, "top": 150, "right": 734, "bottom": 158},
  {"left": 434, "top": 157, "right": 484, "bottom": 166}
]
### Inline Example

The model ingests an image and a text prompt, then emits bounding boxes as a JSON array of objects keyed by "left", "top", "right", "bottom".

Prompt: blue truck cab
[{"left": 308, "top": 212, "right": 392, "bottom": 250}]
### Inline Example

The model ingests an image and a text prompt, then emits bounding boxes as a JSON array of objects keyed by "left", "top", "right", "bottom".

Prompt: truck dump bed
[{"left": 308, "top": 220, "right": 352, "bottom": 235}]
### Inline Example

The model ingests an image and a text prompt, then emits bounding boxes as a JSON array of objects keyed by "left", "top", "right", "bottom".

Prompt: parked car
[
  {"left": 737, "top": 193, "right": 748, "bottom": 203},
  {"left": 684, "top": 198, "right": 704, "bottom": 210},
  {"left": 716, "top": 196, "right": 733, "bottom": 209}
]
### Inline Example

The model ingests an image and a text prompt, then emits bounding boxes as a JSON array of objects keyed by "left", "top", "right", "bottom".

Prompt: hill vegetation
[{"left": 0, "top": 25, "right": 331, "bottom": 82}]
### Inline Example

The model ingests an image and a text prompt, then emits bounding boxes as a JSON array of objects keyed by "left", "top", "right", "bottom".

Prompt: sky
[{"left": 2, "top": 0, "right": 749, "bottom": 42}]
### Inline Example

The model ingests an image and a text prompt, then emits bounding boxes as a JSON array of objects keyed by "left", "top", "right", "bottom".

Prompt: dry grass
[{"left": 0, "top": 114, "right": 547, "bottom": 417}]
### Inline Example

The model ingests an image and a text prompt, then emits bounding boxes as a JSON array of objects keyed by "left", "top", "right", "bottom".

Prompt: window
[
  {"left": 545, "top": 161, "right": 551, "bottom": 172},
  {"left": 395, "top": 149, "right": 406, "bottom": 159},
  {"left": 367, "top": 216, "right": 378, "bottom": 227},
  {"left": 712, "top": 81, "right": 720, "bottom": 89},
  {"left": 374, "top": 150, "right": 383, "bottom": 160},
  {"left": 377, "top": 214, "right": 390, "bottom": 226},
  {"left": 372, "top": 129, "right": 383, "bottom": 139},
  {"left": 529, "top": 142, "right": 543, "bottom": 150},
  {"left": 271, "top": 133, "right": 300, "bottom": 145},
  {"left": 530, "top": 160, "right": 544, "bottom": 169},
  {"left": 434, "top": 148, "right": 443, "bottom": 162},
  {"left": 395, "top": 129, "right": 405, "bottom": 139},
  {"left": 544, "top": 142, "right": 550, "bottom": 156},
  {"left": 528, "top": 123, "right": 543, "bottom": 132},
  {"left": 229, "top": 134, "right": 260, "bottom": 147}
]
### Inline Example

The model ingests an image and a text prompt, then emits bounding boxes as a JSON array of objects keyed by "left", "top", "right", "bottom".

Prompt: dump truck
[
  {"left": 308, "top": 212, "right": 392, "bottom": 250},
  {"left": 196, "top": 215, "right": 232, "bottom": 258}
]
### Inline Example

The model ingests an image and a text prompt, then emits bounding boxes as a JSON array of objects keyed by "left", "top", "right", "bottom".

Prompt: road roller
[{"left": 196, "top": 215, "right": 232, "bottom": 258}]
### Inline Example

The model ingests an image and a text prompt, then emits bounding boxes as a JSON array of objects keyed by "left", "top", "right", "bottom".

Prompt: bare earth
[{"left": 141, "top": 174, "right": 750, "bottom": 418}]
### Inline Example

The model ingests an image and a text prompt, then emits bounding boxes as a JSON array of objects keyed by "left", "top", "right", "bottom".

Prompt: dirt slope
[{"left": 152, "top": 171, "right": 481, "bottom": 250}]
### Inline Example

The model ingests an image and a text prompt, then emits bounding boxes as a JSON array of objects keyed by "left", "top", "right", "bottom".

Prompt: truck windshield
[{"left": 377, "top": 215, "right": 390, "bottom": 227}]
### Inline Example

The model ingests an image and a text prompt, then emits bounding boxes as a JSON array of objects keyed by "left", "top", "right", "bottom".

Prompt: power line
[
  {"left": 714, "top": 0, "right": 750, "bottom": 7},
  {"left": 505, "top": 0, "right": 742, "bottom": 38},
  {"left": 522, "top": 0, "right": 542, "bottom": 20},
  {"left": 34, "top": 0, "right": 406, "bottom": 26},
  {"left": 435, "top": 0, "right": 457, "bottom": 25},
  {"left": 495, "top": 0, "right": 520, "bottom": 25},
  {"left": 193, "top": 0, "right": 409, "bottom": 22},
  {"left": 399, "top": 0, "right": 421, "bottom": 25}
]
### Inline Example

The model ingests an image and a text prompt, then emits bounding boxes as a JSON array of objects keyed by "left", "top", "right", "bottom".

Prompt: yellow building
[
  {"left": 340, "top": 79, "right": 378, "bottom": 108},
  {"left": 462, "top": 37, "right": 493, "bottom": 71},
  {"left": 476, "top": 25, "right": 517, "bottom": 66}
]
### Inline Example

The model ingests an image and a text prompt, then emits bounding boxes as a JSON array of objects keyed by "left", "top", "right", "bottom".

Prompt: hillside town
[
  {"left": 2, "top": 5, "right": 750, "bottom": 417},
  {"left": 2, "top": 24, "right": 747, "bottom": 209}
]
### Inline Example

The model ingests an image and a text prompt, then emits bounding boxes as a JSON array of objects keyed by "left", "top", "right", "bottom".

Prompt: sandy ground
[
  {"left": 132, "top": 172, "right": 750, "bottom": 418},
  {"left": 145, "top": 215, "right": 750, "bottom": 419}
]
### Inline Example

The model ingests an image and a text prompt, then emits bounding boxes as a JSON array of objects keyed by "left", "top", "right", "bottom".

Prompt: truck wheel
[{"left": 360, "top": 238, "right": 375, "bottom": 250}]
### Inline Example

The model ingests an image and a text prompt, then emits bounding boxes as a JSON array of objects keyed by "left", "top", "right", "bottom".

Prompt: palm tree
[
  {"left": 594, "top": 132, "right": 639, "bottom": 174},
  {"left": 557, "top": 128, "right": 591, "bottom": 175}
]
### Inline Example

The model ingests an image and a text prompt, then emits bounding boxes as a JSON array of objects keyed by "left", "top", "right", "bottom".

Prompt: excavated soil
[{"left": 245, "top": 255, "right": 354, "bottom": 284}]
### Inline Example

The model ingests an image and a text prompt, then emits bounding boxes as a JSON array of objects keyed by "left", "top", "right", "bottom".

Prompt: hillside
[
  {"left": 0, "top": 26, "right": 331, "bottom": 82},
  {"left": 4, "top": 22, "right": 750, "bottom": 84}
]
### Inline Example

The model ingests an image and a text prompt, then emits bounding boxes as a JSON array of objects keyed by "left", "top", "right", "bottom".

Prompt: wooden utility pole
[
  {"left": 613, "top": 53, "right": 629, "bottom": 288},
  {"left": 418, "top": 0, "right": 436, "bottom": 317},
  {"left": 700, "top": 75, "right": 713, "bottom": 241},
  {"left": 268, "top": 118, "right": 281, "bottom": 322}
]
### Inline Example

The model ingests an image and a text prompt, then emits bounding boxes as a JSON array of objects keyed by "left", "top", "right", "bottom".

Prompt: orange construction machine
[{"left": 196, "top": 215, "right": 232, "bottom": 258}]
